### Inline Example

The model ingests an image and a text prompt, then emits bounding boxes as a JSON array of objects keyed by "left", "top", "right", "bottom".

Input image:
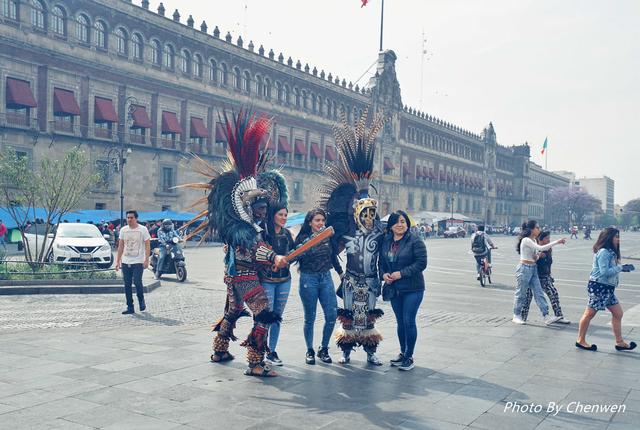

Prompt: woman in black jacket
[{"left": 379, "top": 211, "right": 427, "bottom": 371}]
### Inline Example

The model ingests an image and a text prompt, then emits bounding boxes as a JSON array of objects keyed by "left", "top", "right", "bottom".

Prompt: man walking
[
  {"left": 115, "top": 210, "right": 150, "bottom": 314},
  {"left": 0, "top": 219, "right": 7, "bottom": 252}
]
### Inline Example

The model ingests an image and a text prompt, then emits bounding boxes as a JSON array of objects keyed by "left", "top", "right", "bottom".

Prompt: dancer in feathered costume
[
  {"left": 179, "top": 109, "right": 289, "bottom": 377},
  {"left": 319, "top": 108, "right": 386, "bottom": 365}
]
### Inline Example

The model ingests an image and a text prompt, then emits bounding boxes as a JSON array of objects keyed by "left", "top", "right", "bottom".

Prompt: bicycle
[{"left": 476, "top": 247, "right": 497, "bottom": 287}]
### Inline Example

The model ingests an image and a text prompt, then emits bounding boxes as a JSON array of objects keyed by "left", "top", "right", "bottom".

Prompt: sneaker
[
  {"left": 317, "top": 347, "right": 332, "bottom": 364},
  {"left": 154, "top": 273, "right": 161, "bottom": 280},
  {"left": 367, "top": 353, "right": 383, "bottom": 366},
  {"left": 339, "top": 351, "right": 351, "bottom": 365},
  {"left": 390, "top": 353, "right": 405, "bottom": 367},
  {"left": 121, "top": 307, "right": 134, "bottom": 315},
  {"left": 512, "top": 316, "right": 526, "bottom": 325},
  {"left": 545, "top": 315, "right": 562, "bottom": 325},
  {"left": 556, "top": 317, "right": 571, "bottom": 324},
  {"left": 398, "top": 357, "right": 415, "bottom": 371},
  {"left": 139, "top": 300, "right": 146, "bottom": 312},
  {"left": 476, "top": 275, "right": 481, "bottom": 281},
  {"left": 266, "top": 351, "right": 283, "bottom": 366},
  {"left": 305, "top": 349, "right": 316, "bottom": 365}
]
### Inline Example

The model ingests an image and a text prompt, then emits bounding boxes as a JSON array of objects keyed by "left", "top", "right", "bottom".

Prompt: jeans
[
  {"left": 514, "top": 263, "right": 548, "bottom": 317},
  {"left": 122, "top": 263, "right": 145, "bottom": 308},
  {"left": 474, "top": 249, "right": 492, "bottom": 274},
  {"left": 156, "top": 244, "right": 178, "bottom": 275},
  {"left": 299, "top": 271, "right": 337, "bottom": 350},
  {"left": 263, "top": 279, "right": 292, "bottom": 351},
  {"left": 390, "top": 290, "right": 424, "bottom": 358},
  {"left": 0, "top": 235, "right": 5, "bottom": 251}
]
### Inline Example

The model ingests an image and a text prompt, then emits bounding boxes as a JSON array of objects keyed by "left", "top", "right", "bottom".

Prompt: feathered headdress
[
  {"left": 318, "top": 107, "right": 385, "bottom": 237},
  {"left": 178, "top": 108, "right": 286, "bottom": 250}
]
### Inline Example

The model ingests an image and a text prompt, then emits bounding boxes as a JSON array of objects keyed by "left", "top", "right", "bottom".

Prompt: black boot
[
  {"left": 138, "top": 298, "right": 146, "bottom": 312},
  {"left": 121, "top": 306, "right": 134, "bottom": 315},
  {"left": 305, "top": 348, "right": 316, "bottom": 365},
  {"left": 317, "top": 347, "right": 332, "bottom": 364},
  {"left": 339, "top": 349, "right": 350, "bottom": 364}
]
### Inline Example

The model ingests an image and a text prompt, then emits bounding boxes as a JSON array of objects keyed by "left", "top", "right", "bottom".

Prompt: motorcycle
[{"left": 150, "top": 236, "right": 187, "bottom": 282}]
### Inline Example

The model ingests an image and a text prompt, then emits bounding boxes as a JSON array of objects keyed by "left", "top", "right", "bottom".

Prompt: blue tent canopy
[
  {"left": 285, "top": 212, "right": 306, "bottom": 227},
  {"left": 137, "top": 210, "right": 200, "bottom": 223}
]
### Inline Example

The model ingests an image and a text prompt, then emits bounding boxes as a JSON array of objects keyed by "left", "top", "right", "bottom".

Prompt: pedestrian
[
  {"left": 379, "top": 210, "right": 427, "bottom": 371},
  {"left": 262, "top": 203, "right": 296, "bottom": 366},
  {"left": 295, "top": 208, "right": 340, "bottom": 365},
  {"left": 520, "top": 230, "right": 570, "bottom": 324},
  {"left": 576, "top": 227, "right": 636, "bottom": 352},
  {"left": 115, "top": 210, "right": 150, "bottom": 314},
  {"left": 513, "top": 220, "right": 566, "bottom": 325},
  {"left": 0, "top": 219, "right": 7, "bottom": 251},
  {"left": 570, "top": 226, "right": 578, "bottom": 239}
]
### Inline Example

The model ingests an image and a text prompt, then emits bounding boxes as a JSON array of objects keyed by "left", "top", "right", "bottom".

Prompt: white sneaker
[
  {"left": 512, "top": 316, "right": 526, "bottom": 325},
  {"left": 556, "top": 318, "right": 571, "bottom": 324},
  {"left": 545, "top": 315, "right": 562, "bottom": 325}
]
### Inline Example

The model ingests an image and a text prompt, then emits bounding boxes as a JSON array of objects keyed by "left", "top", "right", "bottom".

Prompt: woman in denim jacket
[{"left": 576, "top": 227, "right": 636, "bottom": 352}]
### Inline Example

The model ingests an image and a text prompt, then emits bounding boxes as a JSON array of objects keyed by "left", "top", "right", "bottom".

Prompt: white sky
[{"left": 156, "top": 0, "right": 640, "bottom": 204}]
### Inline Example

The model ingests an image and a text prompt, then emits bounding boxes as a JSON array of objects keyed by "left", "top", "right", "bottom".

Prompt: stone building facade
[{"left": 0, "top": 0, "right": 567, "bottom": 225}]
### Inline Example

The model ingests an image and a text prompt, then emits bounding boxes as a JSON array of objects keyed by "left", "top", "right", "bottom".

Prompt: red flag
[{"left": 361, "top": 0, "right": 369, "bottom": 7}]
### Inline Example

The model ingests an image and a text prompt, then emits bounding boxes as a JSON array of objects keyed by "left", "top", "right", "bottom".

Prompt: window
[
  {"left": 433, "top": 195, "right": 439, "bottom": 211},
  {"left": 232, "top": 67, "right": 241, "bottom": 89},
  {"left": 151, "top": 39, "right": 161, "bottom": 65},
  {"left": 95, "top": 203, "right": 106, "bottom": 210},
  {"left": 255, "top": 76, "right": 263, "bottom": 96},
  {"left": 276, "top": 82, "right": 283, "bottom": 102},
  {"left": 94, "top": 160, "right": 111, "bottom": 190},
  {"left": 263, "top": 78, "right": 271, "bottom": 99},
  {"left": 220, "top": 63, "right": 228, "bottom": 85},
  {"left": 180, "top": 49, "right": 191, "bottom": 75},
  {"left": 164, "top": 44, "right": 175, "bottom": 70},
  {"left": 293, "top": 181, "right": 303, "bottom": 202},
  {"left": 30, "top": 0, "right": 45, "bottom": 30},
  {"left": 420, "top": 195, "right": 427, "bottom": 210},
  {"left": 2, "top": 0, "right": 18, "bottom": 20},
  {"left": 50, "top": 5, "right": 65, "bottom": 36},
  {"left": 209, "top": 59, "right": 217, "bottom": 82},
  {"left": 242, "top": 71, "right": 250, "bottom": 92},
  {"left": 283, "top": 85, "right": 290, "bottom": 104},
  {"left": 131, "top": 33, "right": 143, "bottom": 60},
  {"left": 115, "top": 27, "right": 128, "bottom": 55},
  {"left": 161, "top": 205, "right": 171, "bottom": 211},
  {"left": 194, "top": 54, "right": 203, "bottom": 78},
  {"left": 161, "top": 167, "right": 175, "bottom": 193},
  {"left": 94, "top": 20, "right": 106, "bottom": 49},
  {"left": 75, "top": 14, "right": 90, "bottom": 43},
  {"left": 408, "top": 192, "right": 414, "bottom": 210}
]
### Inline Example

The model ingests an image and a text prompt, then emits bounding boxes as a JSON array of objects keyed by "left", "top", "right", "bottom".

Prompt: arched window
[
  {"left": 75, "top": 14, "right": 90, "bottom": 43},
  {"left": 302, "top": 91, "right": 308, "bottom": 110},
  {"left": 2, "top": 0, "right": 19, "bottom": 20},
  {"left": 242, "top": 71, "right": 251, "bottom": 93},
  {"left": 164, "top": 44, "right": 175, "bottom": 69},
  {"left": 263, "top": 78, "right": 271, "bottom": 99},
  {"left": 208, "top": 59, "right": 217, "bottom": 82},
  {"left": 150, "top": 39, "right": 161, "bottom": 65},
  {"left": 316, "top": 96, "right": 323, "bottom": 114},
  {"left": 283, "top": 85, "right": 290, "bottom": 104},
  {"left": 30, "top": 0, "right": 45, "bottom": 30},
  {"left": 220, "top": 63, "right": 228, "bottom": 85},
  {"left": 180, "top": 49, "right": 191, "bottom": 75},
  {"left": 50, "top": 5, "right": 65, "bottom": 36},
  {"left": 193, "top": 54, "right": 203, "bottom": 78},
  {"left": 276, "top": 82, "right": 283, "bottom": 102},
  {"left": 94, "top": 20, "right": 107, "bottom": 49},
  {"left": 232, "top": 67, "right": 241, "bottom": 89},
  {"left": 254, "top": 75, "right": 263, "bottom": 96},
  {"left": 131, "top": 33, "right": 143, "bottom": 60},
  {"left": 294, "top": 88, "right": 300, "bottom": 107},
  {"left": 115, "top": 27, "right": 128, "bottom": 55}
]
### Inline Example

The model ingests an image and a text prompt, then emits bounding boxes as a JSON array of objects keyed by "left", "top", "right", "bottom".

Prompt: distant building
[
  {"left": 553, "top": 170, "right": 578, "bottom": 187},
  {"left": 528, "top": 163, "right": 571, "bottom": 224},
  {"left": 576, "top": 177, "right": 615, "bottom": 216}
]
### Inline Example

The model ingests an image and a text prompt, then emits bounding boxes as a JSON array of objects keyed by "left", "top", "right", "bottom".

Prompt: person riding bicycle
[
  {"left": 471, "top": 225, "right": 496, "bottom": 280},
  {"left": 156, "top": 219, "right": 180, "bottom": 279}
]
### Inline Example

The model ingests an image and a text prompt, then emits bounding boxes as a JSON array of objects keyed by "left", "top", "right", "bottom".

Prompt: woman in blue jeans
[
  {"left": 262, "top": 203, "right": 296, "bottom": 366},
  {"left": 379, "top": 211, "right": 427, "bottom": 371},
  {"left": 295, "top": 208, "right": 341, "bottom": 365}
]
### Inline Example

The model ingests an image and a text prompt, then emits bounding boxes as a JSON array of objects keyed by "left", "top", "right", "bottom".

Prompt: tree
[
  {"left": 548, "top": 187, "right": 602, "bottom": 227},
  {"left": 0, "top": 147, "right": 98, "bottom": 264},
  {"left": 620, "top": 198, "right": 640, "bottom": 227}
]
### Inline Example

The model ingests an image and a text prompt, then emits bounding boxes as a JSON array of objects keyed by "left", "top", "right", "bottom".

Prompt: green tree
[
  {"left": 0, "top": 147, "right": 98, "bottom": 264},
  {"left": 548, "top": 187, "right": 602, "bottom": 227}
]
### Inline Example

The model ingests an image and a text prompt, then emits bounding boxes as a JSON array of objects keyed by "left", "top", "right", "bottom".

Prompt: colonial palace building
[{"left": 0, "top": 0, "right": 569, "bottom": 225}]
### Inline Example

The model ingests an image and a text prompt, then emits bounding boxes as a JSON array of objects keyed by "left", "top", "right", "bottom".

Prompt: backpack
[{"left": 471, "top": 233, "right": 487, "bottom": 255}]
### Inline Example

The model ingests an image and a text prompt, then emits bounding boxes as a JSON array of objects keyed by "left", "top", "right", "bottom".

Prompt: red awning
[
  {"left": 325, "top": 146, "right": 337, "bottom": 161},
  {"left": 215, "top": 123, "right": 227, "bottom": 142},
  {"left": 294, "top": 139, "right": 306, "bottom": 155},
  {"left": 439, "top": 171, "right": 445, "bottom": 181},
  {"left": 162, "top": 111, "right": 182, "bottom": 134},
  {"left": 415, "top": 167, "right": 422, "bottom": 178},
  {"left": 429, "top": 168, "right": 435, "bottom": 179},
  {"left": 94, "top": 97, "right": 117, "bottom": 123},
  {"left": 190, "top": 117, "right": 209, "bottom": 138},
  {"left": 278, "top": 136, "right": 292, "bottom": 153},
  {"left": 5, "top": 78, "right": 37, "bottom": 108},
  {"left": 310, "top": 143, "right": 322, "bottom": 159},
  {"left": 261, "top": 135, "right": 275, "bottom": 151},
  {"left": 464, "top": 177, "right": 469, "bottom": 186},
  {"left": 422, "top": 166, "right": 429, "bottom": 177},
  {"left": 53, "top": 88, "right": 81, "bottom": 116},
  {"left": 131, "top": 105, "right": 152, "bottom": 129},
  {"left": 383, "top": 157, "right": 394, "bottom": 170},
  {"left": 403, "top": 162, "right": 410, "bottom": 176}
]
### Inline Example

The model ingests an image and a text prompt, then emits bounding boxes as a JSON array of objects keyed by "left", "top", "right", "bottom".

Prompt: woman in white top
[{"left": 513, "top": 220, "right": 566, "bottom": 325}]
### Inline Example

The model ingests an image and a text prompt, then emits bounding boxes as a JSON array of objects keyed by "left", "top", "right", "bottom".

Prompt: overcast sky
[{"left": 156, "top": 0, "right": 640, "bottom": 204}]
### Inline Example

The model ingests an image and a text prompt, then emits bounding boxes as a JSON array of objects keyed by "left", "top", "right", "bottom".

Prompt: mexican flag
[
  {"left": 541, "top": 137, "right": 548, "bottom": 155},
  {"left": 361, "top": 0, "right": 369, "bottom": 7}
]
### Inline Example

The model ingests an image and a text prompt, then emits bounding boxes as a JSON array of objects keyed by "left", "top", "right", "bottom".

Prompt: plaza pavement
[{"left": 1, "top": 232, "right": 640, "bottom": 429}]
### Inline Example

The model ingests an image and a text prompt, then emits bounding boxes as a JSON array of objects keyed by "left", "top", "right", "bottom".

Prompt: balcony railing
[
  {"left": 93, "top": 126, "right": 113, "bottom": 140},
  {"left": 53, "top": 118, "right": 75, "bottom": 134}
]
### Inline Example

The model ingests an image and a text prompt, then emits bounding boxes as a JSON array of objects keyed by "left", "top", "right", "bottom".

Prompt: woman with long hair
[
  {"left": 262, "top": 203, "right": 296, "bottom": 366},
  {"left": 513, "top": 220, "right": 566, "bottom": 325},
  {"left": 379, "top": 211, "right": 427, "bottom": 371},
  {"left": 576, "top": 227, "right": 636, "bottom": 351},
  {"left": 295, "top": 208, "right": 341, "bottom": 365}
]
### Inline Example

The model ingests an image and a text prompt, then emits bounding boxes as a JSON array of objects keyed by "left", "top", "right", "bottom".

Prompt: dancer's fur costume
[
  {"left": 180, "top": 109, "right": 288, "bottom": 374},
  {"left": 319, "top": 108, "right": 386, "bottom": 361}
]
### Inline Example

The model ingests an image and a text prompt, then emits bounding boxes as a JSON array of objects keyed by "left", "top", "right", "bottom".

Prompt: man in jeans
[{"left": 115, "top": 210, "right": 150, "bottom": 314}]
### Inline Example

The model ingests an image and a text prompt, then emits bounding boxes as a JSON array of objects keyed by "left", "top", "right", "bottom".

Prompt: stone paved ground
[{"left": 1, "top": 233, "right": 640, "bottom": 429}]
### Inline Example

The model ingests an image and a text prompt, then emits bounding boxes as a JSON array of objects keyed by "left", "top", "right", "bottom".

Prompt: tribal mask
[
  {"left": 232, "top": 176, "right": 268, "bottom": 231},
  {"left": 354, "top": 197, "right": 378, "bottom": 233}
]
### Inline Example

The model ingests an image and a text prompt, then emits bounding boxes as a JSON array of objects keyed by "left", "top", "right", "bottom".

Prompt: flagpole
[
  {"left": 379, "top": 0, "right": 385, "bottom": 52},
  {"left": 545, "top": 146, "right": 548, "bottom": 170}
]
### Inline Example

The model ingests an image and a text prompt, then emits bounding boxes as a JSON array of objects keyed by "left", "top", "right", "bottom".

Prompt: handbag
[{"left": 382, "top": 282, "right": 398, "bottom": 302}]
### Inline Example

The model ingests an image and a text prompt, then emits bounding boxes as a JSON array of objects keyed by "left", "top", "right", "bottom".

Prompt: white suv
[{"left": 25, "top": 223, "right": 113, "bottom": 268}]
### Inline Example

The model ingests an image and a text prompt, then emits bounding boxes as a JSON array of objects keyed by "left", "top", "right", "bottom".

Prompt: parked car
[
  {"left": 444, "top": 226, "right": 466, "bottom": 238},
  {"left": 24, "top": 223, "right": 113, "bottom": 268}
]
